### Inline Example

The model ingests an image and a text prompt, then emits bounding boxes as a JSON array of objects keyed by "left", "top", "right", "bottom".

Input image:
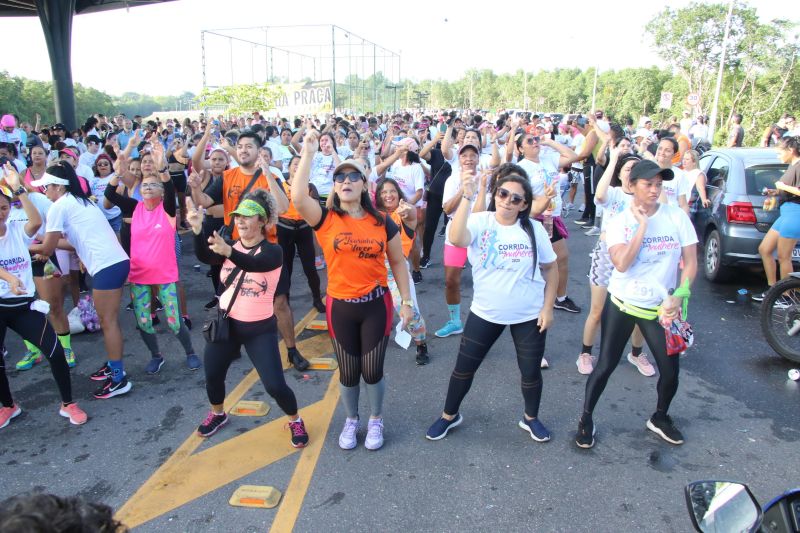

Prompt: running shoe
[
  {"left": 151, "top": 314, "right": 161, "bottom": 327},
  {"left": 288, "top": 349, "right": 310, "bottom": 371},
  {"left": 15, "top": 351, "right": 43, "bottom": 371},
  {"left": 154, "top": 298, "right": 164, "bottom": 312},
  {"left": 204, "top": 297, "right": 219, "bottom": 310},
  {"left": 540, "top": 357, "right": 549, "bottom": 369},
  {"left": 64, "top": 348, "right": 76, "bottom": 368},
  {"left": 751, "top": 290, "right": 767, "bottom": 302},
  {"left": 574, "top": 218, "right": 591, "bottom": 226},
  {"left": 576, "top": 353, "right": 594, "bottom": 375},
  {"left": 435, "top": 321, "right": 463, "bottom": 338},
  {"left": 420, "top": 257, "right": 431, "bottom": 269},
  {"left": 364, "top": 418, "right": 384, "bottom": 450},
  {"left": 575, "top": 418, "right": 596, "bottom": 449},
  {"left": 415, "top": 343, "right": 430, "bottom": 366},
  {"left": 338, "top": 417, "right": 360, "bottom": 450},
  {"left": 426, "top": 413, "right": 463, "bottom": 441},
  {"left": 182, "top": 316, "right": 193, "bottom": 330},
  {"left": 411, "top": 270, "right": 423, "bottom": 284},
  {"left": 554, "top": 297, "right": 581, "bottom": 313},
  {"left": 197, "top": 411, "right": 228, "bottom": 438},
  {"left": 186, "top": 354, "right": 202, "bottom": 370},
  {"left": 92, "top": 376, "right": 132, "bottom": 399},
  {"left": 315, "top": 255, "right": 326, "bottom": 270},
  {"left": 627, "top": 352, "right": 656, "bottom": 377},
  {"left": 313, "top": 297, "right": 326, "bottom": 313},
  {"left": 126, "top": 301, "right": 134, "bottom": 311},
  {"left": 90, "top": 363, "right": 111, "bottom": 381},
  {"left": 584, "top": 226, "right": 601, "bottom": 236},
  {"left": 288, "top": 418, "right": 309, "bottom": 448},
  {"left": 145, "top": 357, "right": 165, "bottom": 375},
  {"left": 647, "top": 414, "right": 684, "bottom": 445},
  {"left": 578, "top": 203, "right": 585, "bottom": 212},
  {"left": 518, "top": 417, "right": 551, "bottom": 442},
  {"left": 2, "top": 345, "right": 7, "bottom": 359},
  {"left": 59, "top": 403, "right": 88, "bottom": 425},
  {"left": 0, "top": 404, "right": 21, "bottom": 429}
]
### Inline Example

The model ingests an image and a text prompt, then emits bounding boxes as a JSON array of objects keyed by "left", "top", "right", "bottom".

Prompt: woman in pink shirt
[
  {"left": 186, "top": 189, "right": 309, "bottom": 448},
  {"left": 104, "top": 158, "right": 200, "bottom": 374}
]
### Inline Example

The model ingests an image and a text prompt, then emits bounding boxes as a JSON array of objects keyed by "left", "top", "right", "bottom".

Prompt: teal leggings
[{"left": 131, "top": 283, "right": 194, "bottom": 357}]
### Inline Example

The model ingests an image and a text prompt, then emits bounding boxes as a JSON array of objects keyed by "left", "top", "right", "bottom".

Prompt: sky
[{"left": 0, "top": 0, "right": 791, "bottom": 97}]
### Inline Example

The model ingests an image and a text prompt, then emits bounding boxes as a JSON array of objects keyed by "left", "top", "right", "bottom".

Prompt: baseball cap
[
  {"left": 575, "top": 117, "right": 588, "bottom": 128},
  {"left": 53, "top": 123, "right": 67, "bottom": 131},
  {"left": 0, "top": 114, "right": 16, "bottom": 128},
  {"left": 634, "top": 128, "right": 652, "bottom": 139},
  {"left": 59, "top": 148, "right": 79, "bottom": 160},
  {"left": 333, "top": 159, "right": 367, "bottom": 178},
  {"left": 629, "top": 160, "right": 674, "bottom": 182},
  {"left": 458, "top": 144, "right": 479, "bottom": 156}
]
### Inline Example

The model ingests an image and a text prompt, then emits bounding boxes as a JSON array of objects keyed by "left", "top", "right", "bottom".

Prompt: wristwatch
[
  {"left": 159, "top": 166, "right": 168, "bottom": 173},
  {"left": 14, "top": 186, "right": 27, "bottom": 196},
  {"left": 401, "top": 299, "right": 414, "bottom": 307}
]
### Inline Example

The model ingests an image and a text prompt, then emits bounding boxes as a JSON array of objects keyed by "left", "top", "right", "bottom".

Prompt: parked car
[{"left": 692, "top": 148, "right": 790, "bottom": 282}]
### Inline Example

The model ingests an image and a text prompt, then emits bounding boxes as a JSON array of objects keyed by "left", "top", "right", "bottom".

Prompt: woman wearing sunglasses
[
  {"left": 425, "top": 168, "right": 558, "bottom": 442},
  {"left": 0, "top": 162, "right": 87, "bottom": 429},
  {"left": 292, "top": 130, "right": 413, "bottom": 452},
  {"left": 104, "top": 156, "right": 200, "bottom": 375},
  {"left": 92, "top": 153, "right": 123, "bottom": 234}
]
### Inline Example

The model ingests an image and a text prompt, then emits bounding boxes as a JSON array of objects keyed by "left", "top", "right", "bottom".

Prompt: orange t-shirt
[
  {"left": 281, "top": 185, "right": 304, "bottom": 221},
  {"left": 220, "top": 167, "right": 279, "bottom": 243},
  {"left": 671, "top": 134, "right": 690, "bottom": 166},
  {"left": 389, "top": 210, "right": 414, "bottom": 258},
  {"left": 314, "top": 208, "right": 399, "bottom": 299}
]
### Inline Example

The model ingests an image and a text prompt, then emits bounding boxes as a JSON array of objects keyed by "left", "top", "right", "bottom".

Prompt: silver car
[{"left": 693, "top": 148, "right": 790, "bottom": 282}]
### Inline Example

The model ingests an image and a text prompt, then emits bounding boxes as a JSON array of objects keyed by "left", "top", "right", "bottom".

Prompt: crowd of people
[{"left": 0, "top": 104, "right": 798, "bottom": 453}]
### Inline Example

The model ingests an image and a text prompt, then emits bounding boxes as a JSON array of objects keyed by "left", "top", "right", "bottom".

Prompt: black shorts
[
  {"left": 171, "top": 172, "right": 187, "bottom": 193},
  {"left": 31, "top": 254, "right": 60, "bottom": 278},
  {"left": 550, "top": 221, "right": 564, "bottom": 244}
]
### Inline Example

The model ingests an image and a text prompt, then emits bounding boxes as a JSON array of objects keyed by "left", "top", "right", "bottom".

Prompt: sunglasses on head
[
  {"left": 333, "top": 171, "right": 364, "bottom": 183},
  {"left": 496, "top": 187, "right": 525, "bottom": 205},
  {"left": 524, "top": 136, "right": 541, "bottom": 145}
]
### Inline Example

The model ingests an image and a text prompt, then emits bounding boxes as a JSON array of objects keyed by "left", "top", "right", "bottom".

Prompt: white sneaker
[
  {"left": 578, "top": 204, "right": 585, "bottom": 212},
  {"left": 576, "top": 353, "right": 594, "bottom": 375},
  {"left": 540, "top": 357, "right": 550, "bottom": 369},
  {"left": 585, "top": 226, "right": 601, "bottom": 236},
  {"left": 365, "top": 418, "right": 384, "bottom": 450},
  {"left": 338, "top": 417, "right": 360, "bottom": 450}
]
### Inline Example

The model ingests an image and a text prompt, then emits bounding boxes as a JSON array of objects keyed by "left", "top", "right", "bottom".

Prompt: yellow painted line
[{"left": 269, "top": 369, "right": 340, "bottom": 533}]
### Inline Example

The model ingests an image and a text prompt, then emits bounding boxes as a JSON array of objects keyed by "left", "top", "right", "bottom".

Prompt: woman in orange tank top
[{"left": 291, "top": 130, "right": 413, "bottom": 452}]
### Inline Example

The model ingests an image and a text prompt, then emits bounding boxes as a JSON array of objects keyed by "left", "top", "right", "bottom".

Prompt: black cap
[
  {"left": 629, "top": 160, "right": 674, "bottom": 182},
  {"left": 53, "top": 123, "right": 67, "bottom": 130}
]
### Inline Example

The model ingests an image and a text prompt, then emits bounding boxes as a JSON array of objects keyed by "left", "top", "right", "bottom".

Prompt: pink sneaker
[
  {"left": 627, "top": 352, "right": 656, "bottom": 377},
  {"left": 59, "top": 403, "right": 88, "bottom": 425},
  {"left": 576, "top": 353, "right": 595, "bottom": 375},
  {"left": 0, "top": 404, "right": 22, "bottom": 429}
]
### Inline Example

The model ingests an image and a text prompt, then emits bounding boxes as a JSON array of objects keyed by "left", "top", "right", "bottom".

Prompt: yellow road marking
[{"left": 269, "top": 369, "right": 340, "bottom": 533}]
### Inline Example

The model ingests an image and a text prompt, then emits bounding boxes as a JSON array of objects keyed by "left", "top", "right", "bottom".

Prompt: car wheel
[{"left": 704, "top": 229, "right": 734, "bottom": 282}]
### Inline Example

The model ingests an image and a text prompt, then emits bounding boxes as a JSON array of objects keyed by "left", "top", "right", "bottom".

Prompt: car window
[
  {"left": 699, "top": 155, "right": 715, "bottom": 173},
  {"left": 745, "top": 164, "right": 788, "bottom": 195},
  {"left": 706, "top": 157, "right": 730, "bottom": 189}
]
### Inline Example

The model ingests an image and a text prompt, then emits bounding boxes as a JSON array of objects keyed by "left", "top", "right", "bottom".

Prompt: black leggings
[
  {"left": 0, "top": 305, "right": 72, "bottom": 407},
  {"left": 203, "top": 316, "right": 298, "bottom": 415},
  {"left": 276, "top": 222, "right": 321, "bottom": 299},
  {"left": 204, "top": 216, "right": 225, "bottom": 294},
  {"left": 582, "top": 166, "right": 596, "bottom": 223},
  {"left": 444, "top": 312, "right": 547, "bottom": 418},
  {"left": 582, "top": 295, "right": 679, "bottom": 417},
  {"left": 422, "top": 191, "right": 444, "bottom": 260},
  {"left": 327, "top": 288, "right": 392, "bottom": 387}
]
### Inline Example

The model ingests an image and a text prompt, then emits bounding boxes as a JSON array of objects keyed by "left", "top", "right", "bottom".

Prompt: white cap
[{"left": 30, "top": 173, "right": 69, "bottom": 187}]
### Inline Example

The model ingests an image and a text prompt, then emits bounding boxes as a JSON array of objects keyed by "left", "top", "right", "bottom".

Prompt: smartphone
[{"left": 439, "top": 123, "right": 448, "bottom": 133}]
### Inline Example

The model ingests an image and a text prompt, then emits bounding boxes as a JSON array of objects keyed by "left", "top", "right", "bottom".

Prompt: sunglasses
[
  {"left": 333, "top": 172, "right": 364, "bottom": 184},
  {"left": 524, "top": 136, "right": 541, "bottom": 145},
  {"left": 141, "top": 182, "right": 164, "bottom": 190},
  {"left": 496, "top": 187, "right": 525, "bottom": 206}
]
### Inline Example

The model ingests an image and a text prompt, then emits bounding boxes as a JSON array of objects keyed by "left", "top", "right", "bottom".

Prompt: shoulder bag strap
[{"left": 219, "top": 245, "right": 259, "bottom": 313}]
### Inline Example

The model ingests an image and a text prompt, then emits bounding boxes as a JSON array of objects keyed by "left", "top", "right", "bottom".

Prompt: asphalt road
[{"left": 1, "top": 206, "right": 798, "bottom": 533}]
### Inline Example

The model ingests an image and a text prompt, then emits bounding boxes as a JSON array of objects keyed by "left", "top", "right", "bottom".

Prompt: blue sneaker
[
  {"left": 518, "top": 417, "right": 551, "bottom": 442},
  {"left": 64, "top": 348, "right": 76, "bottom": 368},
  {"left": 186, "top": 354, "right": 202, "bottom": 370},
  {"left": 426, "top": 413, "right": 463, "bottom": 441},
  {"left": 434, "top": 321, "right": 463, "bottom": 338},
  {"left": 145, "top": 356, "right": 165, "bottom": 375}
]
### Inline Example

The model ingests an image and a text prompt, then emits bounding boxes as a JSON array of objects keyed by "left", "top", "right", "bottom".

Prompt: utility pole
[
  {"left": 708, "top": 0, "right": 734, "bottom": 145},
  {"left": 385, "top": 84, "right": 401, "bottom": 112}
]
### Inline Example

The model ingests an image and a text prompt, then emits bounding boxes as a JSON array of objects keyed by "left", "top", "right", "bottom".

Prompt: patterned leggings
[
  {"left": 130, "top": 283, "right": 195, "bottom": 357},
  {"left": 386, "top": 260, "right": 427, "bottom": 342}
]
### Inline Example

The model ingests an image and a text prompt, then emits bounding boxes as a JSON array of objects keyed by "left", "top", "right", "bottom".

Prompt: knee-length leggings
[
  {"left": 0, "top": 304, "right": 72, "bottom": 407},
  {"left": 444, "top": 312, "right": 547, "bottom": 418},
  {"left": 582, "top": 295, "right": 679, "bottom": 417},
  {"left": 203, "top": 316, "right": 298, "bottom": 415}
]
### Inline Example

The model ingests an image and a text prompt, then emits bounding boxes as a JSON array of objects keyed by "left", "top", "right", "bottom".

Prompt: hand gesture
[
  {"left": 397, "top": 199, "right": 414, "bottom": 219},
  {"left": 127, "top": 130, "right": 140, "bottom": 148},
  {"left": 151, "top": 140, "right": 164, "bottom": 168},
  {"left": 461, "top": 169, "right": 477, "bottom": 199},
  {"left": 208, "top": 230, "right": 232, "bottom": 257},
  {"left": 631, "top": 203, "right": 648, "bottom": 225},
  {"left": 701, "top": 198, "right": 711, "bottom": 208},
  {"left": 187, "top": 170, "right": 202, "bottom": 190},
  {"left": 303, "top": 130, "right": 320, "bottom": 154},
  {"left": 185, "top": 197, "right": 204, "bottom": 232},
  {"left": 8, "top": 275, "right": 26, "bottom": 296},
  {"left": 610, "top": 144, "right": 626, "bottom": 161},
  {"left": 479, "top": 169, "right": 490, "bottom": 191},
  {"left": 543, "top": 182, "right": 557, "bottom": 200},
  {"left": 394, "top": 143, "right": 409, "bottom": 159},
  {"left": 537, "top": 307, "right": 553, "bottom": 332},
  {"left": 3, "top": 162, "right": 21, "bottom": 191}
]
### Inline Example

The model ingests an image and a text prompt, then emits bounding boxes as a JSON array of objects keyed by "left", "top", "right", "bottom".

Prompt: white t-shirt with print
[
  {"left": 46, "top": 193, "right": 129, "bottom": 276},
  {"left": 0, "top": 222, "right": 36, "bottom": 300},
  {"left": 309, "top": 152, "right": 337, "bottom": 197},
  {"left": 606, "top": 203, "right": 698, "bottom": 308},
  {"left": 596, "top": 186, "right": 632, "bottom": 233},
  {"left": 442, "top": 172, "right": 490, "bottom": 247},
  {"left": 8, "top": 192, "right": 51, "bottom": 229},
  {"left": 518, "top": 154, "right": 563, "bottom": 217},
  {"left": 390, "top": 161, "right": 425, "bottom": 207},
  {"left": 89, "top": 174, "right": 122, "bottom": 220},
  {"left": 465, "top": 211, "right": 557, "bottom": 324},
  {"left": 662, "top": 167, "right": 691, "bottom": 208}
]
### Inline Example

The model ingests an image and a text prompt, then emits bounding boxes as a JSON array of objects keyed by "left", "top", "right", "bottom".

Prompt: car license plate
[{"left": 794, "top": 247, "right": 800, "bottom": 259}]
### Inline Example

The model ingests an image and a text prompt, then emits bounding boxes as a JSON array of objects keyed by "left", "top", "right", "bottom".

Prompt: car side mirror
[{"left": 685, "top": 481, "right": 762, "bottom": 533}]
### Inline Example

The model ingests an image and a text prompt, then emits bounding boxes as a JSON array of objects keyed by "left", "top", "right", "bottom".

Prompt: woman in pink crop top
[{"left": 188, "top": 189, "right": 309, "bottom": 447}]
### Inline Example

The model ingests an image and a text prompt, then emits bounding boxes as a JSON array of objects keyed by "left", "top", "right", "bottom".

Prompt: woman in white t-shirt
[
  {"left": 575, "top": 148, "right": 651, "bottom": 377},
  {"left": 0, "top": 162, "right": 87, "bottom": 429},
  {"left": 425, "top": 171, "right": 558, "bottom": 442},
  {"left": 575, "top": 160, "right": 698, "bottom": 450},
  {"left": 31, "top": 163, "right": 132, "bottom": 401},
  {"left": 682, "top": 149, "right": 710, "bottom": 216}
]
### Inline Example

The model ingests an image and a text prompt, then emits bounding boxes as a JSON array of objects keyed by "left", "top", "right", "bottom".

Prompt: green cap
[{"left": 229, "top": 198, "right": 266, "bottom": 218}]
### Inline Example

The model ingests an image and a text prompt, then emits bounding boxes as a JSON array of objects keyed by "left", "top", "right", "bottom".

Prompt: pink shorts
[{"left": 444, "top": 243, "right": 467, "bottom": 268}]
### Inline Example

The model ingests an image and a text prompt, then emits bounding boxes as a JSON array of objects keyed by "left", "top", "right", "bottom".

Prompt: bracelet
[
  {"left": 401, "top": 299, "right": 414, "bottom": 307},
  {"left": 14, "top": 186, "right": 27, "bottom": 196},
  {"left": 159, "top": 167, "right": 167, "bottom": 173},
  {"left": 462, "top": 194, "right": 475, "bottom": 201}
]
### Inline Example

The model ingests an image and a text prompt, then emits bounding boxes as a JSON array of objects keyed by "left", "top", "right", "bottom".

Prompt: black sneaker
[
  {"left": 197, "top": 411, "right": 228, "bottom": 438},
  {"left": 751, "top": 290, "right": 767, "bottom": 302},
  {"left": 93, "top": 376, "right": 132, "bottom": 399},
  {"left": 151, "top": 314, "right": 161, "bottom": 327},
  {"left": 182, "top": 316, "right": 193, "bottom": 330},
  {"left": 204, "top": 297, "right": 219, "bottom": 310},
  {"left": 426, "top": 413, "right": 463, "bottom": 440},
  {"left": 412, "top": 270, "right": 423, "bottom": 284},
  {"left": 154, "top": 298, "right": 164, "bottom": 312},
  {"left": 90, "top": 363, "right": 111, "bottom": 381},
  {"left": 126, "top": 301, "right": 134, "bottom": 311},
  {"left": 554, "top": 296, "right": 581, "bottom": 313},
  {"left": 575, "top": 418, "right": 596, "bottom": 449},
  {"left": 415, "top": 343, "right": 430, "bottom": 366},
  {"left": 313, "top": 297, "right": 326, "bottom": 313},
  {"left": 420, "top": 257, "right": 431, "bottom": 269},
  {"left": 646, "top": 414, "right": 684, "bottom": 445},
  {"left": 287, "top": 418, "right": 309, "bottom": 448},
  {"left": 288, "top": 349, "right": 310, "bottom": 371}
]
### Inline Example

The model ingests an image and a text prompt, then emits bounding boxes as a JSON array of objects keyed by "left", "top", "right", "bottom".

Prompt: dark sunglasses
[
  {"left": 496, "top": 188, "right": 525, "bottom": 205},
  {"left": 524, "top": 136, "right": 541, "bottom": 145},
  {"left": 333, "top": 171, "right": 364, "bottom": 183}
]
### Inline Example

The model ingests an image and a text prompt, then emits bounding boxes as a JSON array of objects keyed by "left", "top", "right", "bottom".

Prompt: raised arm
[
  {"left": 3, "top": 163, "right": 41, "bottom": 238},
  {"left": 192, "top": 128, "right": 213, "bottom": 171},
  {"left": 448, "top": 169, "right": 476, "bottom": 248},
  {"left": 291, "top": 130, "right": 324, "bottom": 227}
]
